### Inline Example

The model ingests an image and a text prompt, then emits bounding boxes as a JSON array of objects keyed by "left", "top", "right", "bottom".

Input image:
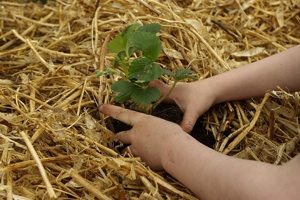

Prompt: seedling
[{"left": 97, "top": 23, "right": 197, "bottom": 113}]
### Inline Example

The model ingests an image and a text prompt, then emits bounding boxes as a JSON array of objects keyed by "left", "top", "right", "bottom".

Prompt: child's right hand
[{"left": 150, "top": 79, "right": 216, "bottom": 133}]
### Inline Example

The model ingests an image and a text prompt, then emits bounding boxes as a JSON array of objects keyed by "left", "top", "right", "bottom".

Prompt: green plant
[{"left": 97, "top": 23, "right": 197, "bottom": 113}]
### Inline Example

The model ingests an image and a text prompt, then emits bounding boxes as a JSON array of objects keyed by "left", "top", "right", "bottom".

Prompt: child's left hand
[{"left": 99, "top": 104, "right": 185, "bottom": 171}]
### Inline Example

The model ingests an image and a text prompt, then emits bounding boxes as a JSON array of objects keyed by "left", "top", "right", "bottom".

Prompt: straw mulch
[{"left": 0, "top": 0, "right": 299, "bottom": 199}]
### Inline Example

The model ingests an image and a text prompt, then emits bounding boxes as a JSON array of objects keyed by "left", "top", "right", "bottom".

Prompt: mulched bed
[{"left": 0, "top": 0, "right": 299, "bottom": 199}]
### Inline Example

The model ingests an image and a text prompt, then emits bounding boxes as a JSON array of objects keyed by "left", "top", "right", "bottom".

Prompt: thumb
[
  {"left": 180, "top": 108, "right": 199, "bottom": 133},
  {"left": 149, "top": 80, "right": 173, "bottom": 102}
]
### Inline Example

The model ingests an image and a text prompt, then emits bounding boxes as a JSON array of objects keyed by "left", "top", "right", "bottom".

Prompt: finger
[
  {"left": 180, "top": 108, "right": 199, "bottom": 133},
  {"left": 115, "top": 131, "right": 131, "bottom": 144},
  {"left": 100, "top": 104, "right": 144, "bottom": 126}
]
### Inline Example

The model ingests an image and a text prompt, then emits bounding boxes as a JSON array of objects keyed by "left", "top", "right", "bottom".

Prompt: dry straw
[{"left": 0, "top": 0, "right": 299, "bottom": 199}]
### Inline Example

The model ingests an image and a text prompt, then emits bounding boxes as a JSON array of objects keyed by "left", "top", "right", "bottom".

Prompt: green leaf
[
  {"left": 174, "top": 69, "right": 198, "bottom": 81},
  {"left": 137, "top": 23, "right": 161, "bottom": 34},
  {"left": 96, "top": 71, "right": 104, "bottom": 77},
  {"left": 129, "top": 58, "right": 162, "bottom": 82},
  {"left": 123, "top": 23, "right": 142, "bottom": 53},
  {"left": 131, "top": 86, "right": 160, "bottom": 106},
  {"left": 108, "top": 34, "right": 125, "bottom": 53},
  {"left": 122, "top": 23, "right": 141, "bottom": 39},
  {"left": 162, "top": 69, "right": 173, "bottom": 76},
  {"left": 108, "top": 24, "right": 141, "bottom": 55},
  {"left": 96, "top": 68, "right": 117, "bottom": 77},
  {"left": 128, "top": 31, "right": 162, "bottom": 62},
  {"left": 111, "top": 81, "right": 138, "bottom": 103}
]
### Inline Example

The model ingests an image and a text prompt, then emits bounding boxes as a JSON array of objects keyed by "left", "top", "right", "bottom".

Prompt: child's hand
[
  {"left": 99, "top": 104, "right": 184, "bottom": 171},
  {"left": 150, "top": 80, "right": 216, "bottom": 133}
]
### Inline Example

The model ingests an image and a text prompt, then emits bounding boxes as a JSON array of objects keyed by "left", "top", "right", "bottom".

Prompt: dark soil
[{"left": 107, "top": 103, "right": 216, "bottom": 151}]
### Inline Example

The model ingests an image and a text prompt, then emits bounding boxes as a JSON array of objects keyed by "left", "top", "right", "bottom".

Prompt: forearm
[
  {"left": 204, "top": 45, "right": 300, "bottom": 104},
  {"left": 161, "top": 133, "right": 293, "bottom": 200}
]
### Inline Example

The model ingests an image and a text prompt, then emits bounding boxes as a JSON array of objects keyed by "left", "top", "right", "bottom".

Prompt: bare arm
[
  {"left": 100, "top": 105, "right": 300, "bottom": 200},
  {"left": 211, "top": 44, "right": 300, "bottom": 104},
  {"left": 161, "top": 131, "right": 300, "bottom": 200},
  {"left": 152, "top": 44, "right": 300, "bottom": 132}
]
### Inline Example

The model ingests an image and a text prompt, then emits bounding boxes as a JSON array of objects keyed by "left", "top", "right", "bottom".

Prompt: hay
[{"left": 0, "top": 0, "right": 299, "bottom": 199}]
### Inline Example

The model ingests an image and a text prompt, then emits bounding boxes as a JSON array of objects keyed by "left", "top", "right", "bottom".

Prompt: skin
[
  {"left": 150, "top": 44, "right": 300, "bottom": 133},
  {"left": 99, "top": 44, "right": 300, "bottom": 200}
]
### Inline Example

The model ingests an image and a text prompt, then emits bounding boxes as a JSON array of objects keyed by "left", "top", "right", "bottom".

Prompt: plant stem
[{"left": 152, "top": 80, "right": 178, "bottom": 112}]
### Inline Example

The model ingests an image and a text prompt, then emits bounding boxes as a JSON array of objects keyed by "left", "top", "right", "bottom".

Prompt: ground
[{"left": 0, "top": 0, "right": 299, "bottom": 199}]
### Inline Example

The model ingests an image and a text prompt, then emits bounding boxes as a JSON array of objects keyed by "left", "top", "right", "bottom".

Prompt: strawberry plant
[{"left": 97, "top": 23, "right": 197, "bottom": 113}]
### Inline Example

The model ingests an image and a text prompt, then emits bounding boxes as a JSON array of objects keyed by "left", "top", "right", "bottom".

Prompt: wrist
[
  {"left": 200, "top": 73, "right": 234, "bottom": 105},
  {"left": 193, "top": 78, "right": 221, "bottom": 105},
  {"left": 159, "top": 129, "right": 186, "bottom": 171}
]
